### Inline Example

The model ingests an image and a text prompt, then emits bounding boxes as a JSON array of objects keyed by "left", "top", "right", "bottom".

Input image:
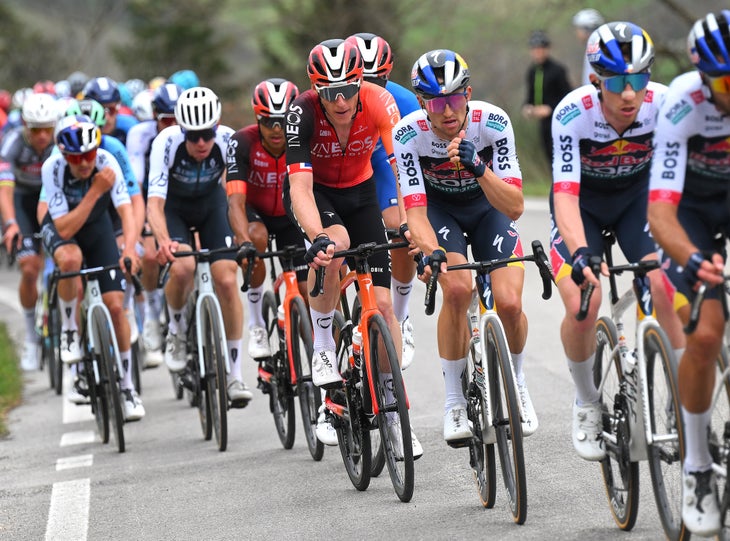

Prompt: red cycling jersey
[
  {"left": 285, "top": 81, "right": 399, "bottom": 188},
  {"left": 226, "top": 124, "right": 287, "bottom": 217}
]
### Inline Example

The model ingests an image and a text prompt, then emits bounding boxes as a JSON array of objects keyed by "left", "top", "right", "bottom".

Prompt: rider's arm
[
  {"left": 145, "top": 129, "right": 173, "bottom": 247},
  {"left": 52, "top": 167, "right": 115, "bottom": 240},
  {"left": 553, "top": 191, "right": 588, "bottom": 256},
  {"left": 405, "top": 205, "right": 440, "bottom": 255},
  {"left": 227, "top": 190, "right": 251, "bottom": 244},
  {"left": 288, "top": 170, "right": 323, "bottom": 241}
]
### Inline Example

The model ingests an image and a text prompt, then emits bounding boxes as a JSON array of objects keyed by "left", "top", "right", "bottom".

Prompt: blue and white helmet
[
  {"left": 411, "top": 49, "right": 470, "bottom": 98},
  {"left": 688, "top": 11, "right": 730, "bottom": 76},
  {"left": 54, "top": 114, "right": 101, "bottom": 154},
  {"left": 586, "top": 22, "right": 654, "bottom": 77}
]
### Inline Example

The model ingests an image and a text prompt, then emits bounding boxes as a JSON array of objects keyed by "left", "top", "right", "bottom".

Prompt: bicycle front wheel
[
  {"left": 714, "top": 347, "right": 730, "bottom": 538},
  {"left": 48, "top": 303, "right": 63, "bottom": 396},
  {"left": 594, "top": 316, "right": 638, "bottom": 530},
  {"left": 369, "top": 313, "right": 414, "bottom": 503},
  {"left": 93, "top": 309, "right": 125, "bottom": 453},
  {"left": 201, "top": 297, "right": 228, "bottom": 452},
  {"left": 289, "top": 295, "right": 323, "bottom": 461},
  {"left": 644, "top": 324, "right": 688, "bottom": 541},
  {"left": 86, "top": 357, "right": 109, "bottom": 444},
  {"left": 485, "top": 317, "right": 526, "bottom": 523},
  {"left": 264, "top": 291, "right": 295, "bottom": 450}
]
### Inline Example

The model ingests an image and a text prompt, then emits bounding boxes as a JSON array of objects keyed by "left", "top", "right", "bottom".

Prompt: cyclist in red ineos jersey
[
  {"left": 284, "top": 38, "right": 422, "bottom": 457},
  {"left": 226, "top": 78, "right": 306, "bottom": 362}
]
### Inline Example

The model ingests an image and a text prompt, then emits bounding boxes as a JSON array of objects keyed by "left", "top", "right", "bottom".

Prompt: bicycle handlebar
[
  {"left": 309, "top": 239, "right": 410, "bottom": 298},
  {"left": 423, "top": 240, "right": 553, "bottom": 317},
  {"left": 238, "top": 244, "right": 307, "bottom": 293},
  {"left": 684, "top": 276, "right": 730, "bottom": 334},
  {"left": 54, "top": 257, "right": 142, "bottom": 296}
]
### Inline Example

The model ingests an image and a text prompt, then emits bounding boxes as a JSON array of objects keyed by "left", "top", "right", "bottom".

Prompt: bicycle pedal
[
  {"left": 257, "top": 379, "right": 271, "bottom": 395},
  {"left": 446, "top": 437, "right": 472, "bottom": 449},
  {"left": 228, "top": 398, "right": 250, "bottom": 409}
]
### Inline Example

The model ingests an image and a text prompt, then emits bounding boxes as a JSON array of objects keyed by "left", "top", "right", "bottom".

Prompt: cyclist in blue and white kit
[
  {"left": 394, "top": 49, "right": 537, "bottom": 442},
  {"left": 647, "top": 11, "right": 730, "bottom": 536},
  {"left": 346, "top": 32, "right": 421, "bottom": 370},
  {"left": 41, "top": 114, "right": 144, "bottom": 421},
  {"left": 126, "top": 82, "right": 183, "bottom": 365},
  {"left": 82, "top": 77, "right": 138, "bottom": 146},
  {"left": 550, "top": 22, "right": 683, "bottom": 462},
  {"left": 146, "top": 86, "right": 253, "bottom": 407},
  {"left": 0, "top": 93, "right": 57, "bottom": 370}
]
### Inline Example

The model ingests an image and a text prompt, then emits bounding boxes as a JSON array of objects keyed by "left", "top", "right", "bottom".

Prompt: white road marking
[
  {"left": 62, "top": 372, "right": 95, "bottom": 424},
  {"left": 45, "top": 478, "right": 90, "bottom": 541},
  {"left": 60, "top": 430, "right": 96, "bottom": 447},
  {"left": 56, "top": 454, "right": 93, "bottom": 471}
]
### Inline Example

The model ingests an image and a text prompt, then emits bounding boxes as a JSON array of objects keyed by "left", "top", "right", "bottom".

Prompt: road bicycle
[
  {"left": 36, "top": 253, "right": 63, "bottom": 395},
  {"left": 167, "top": 244, "right": 239, "bottom": 452},
  {"left": 424, "top": 240, "right": 552, "bottom": 524},
  {"left": 239, "top": 236, "right": 322, "bottom": 461},
  {"left": 316, "top": 238, "right": 415, "bottom": 502},
  {"left": 577, "top": 229, "right": 684, "bottom": 538},
  {"left": 49, "top": 258, "right": 139, "bottom": 453}
]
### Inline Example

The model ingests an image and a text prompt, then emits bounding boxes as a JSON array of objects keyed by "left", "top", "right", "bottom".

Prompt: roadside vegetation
[{"left": 0, "top": 324, "right": 21, "bottom": 437}]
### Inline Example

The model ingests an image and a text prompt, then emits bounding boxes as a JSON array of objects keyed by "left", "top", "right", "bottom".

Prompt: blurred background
[{"left": 1, "top": 0, "right": 719, "bottom": 191}]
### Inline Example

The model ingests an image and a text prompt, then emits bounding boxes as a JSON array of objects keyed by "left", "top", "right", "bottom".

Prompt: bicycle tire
[
  {"left": 191, "top": 317, "right": 212, "bottom": 441},
  {"left": 594, "top": 316, "right": 638, "bottom": 530},
  {"left": 131, "top": 340, "right": 142, "bottom": 395},
  {"left": 93, "top": 308, "right": 125, "bottom": 453},
  {"left": 713, "top": 348, "right": 730, "bottom": 538},
  {"left": 465, "top": 334, "right": 497, "bottom": 508},
  {"left": 368, "top": 312, "right": 414, "bottom": 502},
  {"left": 333, "top": 310, "right": 372, "bottom": 491},
  {"left": 289, "top": 295, "right": 323, "bottom": 461},
  {"left": 48, "top": 304, "right": 63, "bottom": 396},
  {"left": 485, "top": 317, "right": 526, "bottom": 523},
  {"left": 644, "top": 324, "right": 689, "bottom": 541},
  {"left": 201, "top": 296, "right": 228, "bottom": 452},
  {"left": 86, "top": 356, "right": 109, "bottom": 444},
  {"left": 263, "top": 291, "right": 295, "bottom": 449}
]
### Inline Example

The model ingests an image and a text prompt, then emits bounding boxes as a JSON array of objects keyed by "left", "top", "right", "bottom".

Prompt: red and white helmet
[{"left": 307, "top": 39, "right": 363, "bottom": 87}]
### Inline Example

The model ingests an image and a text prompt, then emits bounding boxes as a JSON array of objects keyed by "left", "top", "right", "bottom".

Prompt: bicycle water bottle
[
  {"left": 352, "top": 325, "right": 362, "bottom": 366},
  {"left": 469, "top": 290, "right": 480, "bottom": 340},
  {"left": 277, "top": 304, "right": 285, "bottom": 330}
]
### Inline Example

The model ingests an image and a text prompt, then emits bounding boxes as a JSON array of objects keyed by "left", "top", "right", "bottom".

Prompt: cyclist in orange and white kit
[
  {"left": 284, "top": 39, "right": 422, "bottom": 457},
  {"left": 550, "top": 22, "right": 684, "bottom": 462},
  {"left": 647, "top": 11, "right": 730, "bottom": 536},
  {"left": 226, "top": 78, "right": 306, "bottom": 363},
  {"left": 0, "top": 92, "right": 57, "bottom": 370}
]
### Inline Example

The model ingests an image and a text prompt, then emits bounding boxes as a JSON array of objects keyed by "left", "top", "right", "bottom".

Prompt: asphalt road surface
[{"left": 0, "top": 199, "right": 710, "bottom": 540}]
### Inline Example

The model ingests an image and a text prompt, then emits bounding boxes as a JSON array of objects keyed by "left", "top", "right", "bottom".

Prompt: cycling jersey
[
  {"left": 285, "top": 81, "right": 399, "bottom": 188},
  {"left": 125, "top": 119, "right": 158, "bottom": 197},
  {"left": 107, "top": 113, "right": 138, "bottom": 146},
  {"left": 394, "top": 100, "right": 522, "bottom": 209},
  {"left": 42, "top": 148, "right": 129, "bottom": 222},
  {"left": 0, "top": 127, "right": 54, "bottom": 193},
  {"left": 226, "top": 124, "right": 287, "bottom": 217},
  {"left": 552, "top": 81, "right": 666, "bottom": 194},
  {"left": 147, "top": 124, "right": 234, "bottom": 200},
  {"left": 649, "top": 72, "right": 730, "bottom": 204},
  {"left": 371, "top": 80, "right": 420, "bottom": 211}
]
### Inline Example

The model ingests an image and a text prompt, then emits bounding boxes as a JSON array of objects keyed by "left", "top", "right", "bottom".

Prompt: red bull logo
[{"left": 703, "top": 137, "right": 730, "bottom": 154}]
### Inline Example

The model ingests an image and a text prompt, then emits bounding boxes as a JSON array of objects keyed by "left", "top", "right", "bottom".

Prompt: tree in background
[{"left": 112, "top": 0, "right": 235, "bottom": 95}]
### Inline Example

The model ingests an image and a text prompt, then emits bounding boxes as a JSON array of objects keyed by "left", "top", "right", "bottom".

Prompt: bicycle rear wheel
[
  {"left": 368, "top": 312, "right": 414, "bottom": 503},
  {"left": 713, "top": 348, "right": 730, "bottom": 538},
  {"left": 93, "top": 309, "right": 125, "bottom": 453},
  {"left": 485, "top": 317, "right": 526, "bottom": 523},
  {"left": 201, "top": 297, "right": 228, "bottom": 452},
  {"left": 131, "top": 340, "right": 142, "bottom": 395},
  {"left": 48, "top": 303, "right": 63, "bottom": 396},
  {"left": 264, "top": 291, "right": 295, "bottom": 449},
  {"left": 333, "top": 310, "right": 371, "bottom": 491},
  {"left": 289, "top": 295, "right": 323, "bottom": 461},
  {"left": 644, "top": 324, "right": 688, "bottom": 541},
  {"left": 466, "top": 335, "right": 497, "bottom": 508},
  {"left": 594, "top": 316, "right": 638, "bottom": 530}
]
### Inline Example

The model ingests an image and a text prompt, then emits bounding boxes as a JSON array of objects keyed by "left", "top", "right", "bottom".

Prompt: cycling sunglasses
[
  {"left": 316, "top": 82, "right": 360, "bottom": 102},
  {"left": 64, "top": 149, "right": 97, "bottom": 165},
  {"left": 156, "top": 113, "right": 176, "bottom": 126},
  {"left": 422, "top": 92, "right": 467, "bottom": 114},
  {"left": 708, "top": 74, "right": 730, "bottom": 94},
  {"left": 259, "top": 116, "right": 284, "bottom": 130},
  {"left": 184, "top": 127, "right": 216, "bottom": 143},
  {"left": 600, "top": 73, "right": 651, "bottom": 94}
]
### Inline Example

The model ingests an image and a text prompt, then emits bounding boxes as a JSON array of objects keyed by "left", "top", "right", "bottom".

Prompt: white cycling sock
[
  {"left": 310, "top": 308, "right": 336, "bottom": 351},
  {"left": 391, "top": 277, "right": 412, "bottom": 323},
  {"left": 682, "top": 406, "right": 713, "bottom": 472},
  {"left": 512, "top": 351, "right": 525, "bottom": 386},
  {"left": 442, "top": 357, "right": 468, "bottom": 414},
  {"left": 246, "top": 285, "right": 266, "bottom": 328},
  {"left": 168, "top": 307, "right": 187, "bottom": 336},
  {"left": 143, "top": 290, "right": 161, "bottom": 321},
  {"left": 59, "top": 298, "right": 78, "bottom": 330},
  {"left": 120, "top": 349, "right": 133, "bottom": 390},
  {"left": 23, "top": 307, "right": 37, "bottom": 343},
  {"left": 567, "top": 354, "right": 600, "bottom": 405},
  {"left": 228, "top": 339, "right": 243, "bottom": 381},
  {"left": 123, "top": 282, "right": 134, "bottom": 311}
]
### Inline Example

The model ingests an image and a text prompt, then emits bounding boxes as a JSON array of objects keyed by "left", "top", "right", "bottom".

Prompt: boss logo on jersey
[
  {"left": 558, "top": 135, "right": 573, "bottom": 172},
  {"left": 495, "top": 137, "right": 511, "bottom": 171},
  {"left": 556, "top": 103, "right": 580, "bottom": 125},
  {"left": 430, "top": 140, "right": 447, "bottom": 150},
  {"left": 400, "top": 152, "right": 420, "bottom": 186},
  {"left": 417, "top": 119, "right": 429, "bottom": 131},
  {"left": 487, "top": 113, "right": 507, "bottom": 132},
  {"left": 665, "top": 100, "right": 691, "bottom": 125},
  {"left": 393, "top": 125, "right": 416, "bottom": 145}
]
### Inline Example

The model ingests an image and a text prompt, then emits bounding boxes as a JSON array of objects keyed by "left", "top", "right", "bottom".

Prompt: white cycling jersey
[
  {"left": 393, "top": 100, "right": 522, "bottom": 210},
  {"left": 125, "top": 119, "right": 158, "bottom": 190},
  {"left": 551, "top": 81, "right": 667, "bottom": 195},
  {"left": 649, "top": 71, "right": 730, "bottom": 204}
]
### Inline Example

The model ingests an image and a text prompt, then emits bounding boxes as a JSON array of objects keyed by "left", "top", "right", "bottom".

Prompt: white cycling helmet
[
  {"left": 22, "top": 93, "right": 58, "bottom": 128},
  {"left": 132, "top": 89, "right": 154, "bottom": 121},
  {"left": 573, "top": 8, "right": 604, "bottom": 31},
  {"left": 174, "top": 86, "right": 221, "bottom": 131}
]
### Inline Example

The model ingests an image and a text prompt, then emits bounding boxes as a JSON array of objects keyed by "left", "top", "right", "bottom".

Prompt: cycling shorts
[
  {"left": 247, "top": 205, "right": 308, "bottom": 282},
  {"left": 14, "top": 189, "right": 42, "bottom": 258}
]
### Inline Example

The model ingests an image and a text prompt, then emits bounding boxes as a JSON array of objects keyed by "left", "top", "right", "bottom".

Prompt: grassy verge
[{"left": 0, "top": 323, "right": 21, "bottom": 437}]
